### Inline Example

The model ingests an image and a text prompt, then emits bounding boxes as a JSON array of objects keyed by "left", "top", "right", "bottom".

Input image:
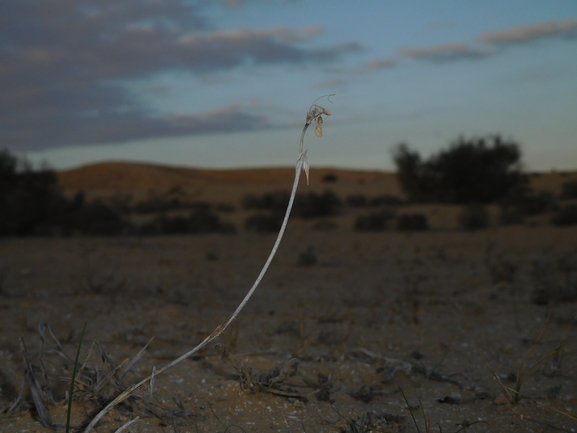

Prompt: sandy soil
[{"left": 1, "top": 165, "right": 576, "bottom": 433}]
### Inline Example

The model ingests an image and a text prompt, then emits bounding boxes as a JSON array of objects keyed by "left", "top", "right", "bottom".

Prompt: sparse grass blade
[
  {"left": 66, "top": 321, "right": 87, "bottom": 433},
  {"left": 399, "top": 386, "right": 421, "bottom": 433},
  {"left": 20, "top": 338, "right": 55, "bottom": 429}
]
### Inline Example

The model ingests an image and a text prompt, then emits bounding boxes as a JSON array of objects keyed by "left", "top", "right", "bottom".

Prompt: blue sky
[{"left": 2, "top": 0, "right": 576, "bottom": 171}]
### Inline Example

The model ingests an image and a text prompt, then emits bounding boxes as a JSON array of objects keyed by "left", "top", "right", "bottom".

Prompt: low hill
[{"left": 57, "top": 161, "right": 404, "bottom": 204}]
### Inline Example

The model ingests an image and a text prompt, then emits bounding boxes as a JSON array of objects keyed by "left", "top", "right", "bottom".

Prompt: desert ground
[{"left": 1, "top": 163, "right": 576, "bottom": 433}]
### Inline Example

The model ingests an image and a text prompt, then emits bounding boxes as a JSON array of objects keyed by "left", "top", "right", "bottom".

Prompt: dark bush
[
  {"left": 322, "top": 173, "right": 338, "bottom": 183},
  {"left": 54, "top": 201, "right": 132, "bottom": 236},
  {"left": 298, "top": 246, "right": 318, "bottom": 265},
  {"left": 499, "top": 207, "right": 525, "bottom": 225},
  {"left": 241, "top": 191, "right": 290, "bottom": 212},
  {"left": 140, "top": 208, "right": 235, "bottom": 235},
  {"left": 294, "top": 190, "right": 342, "bottom": 218},
  {"left": 518, "top": 192, "right": 556, "bottom": 215},
  {"left": 0, "top": 150, "right": 70, "bottom": 236},
  {"left": 312, "top": 220, "right": 338, "bottom": 231},
  {"left": 139, "top": 215, "right": 185, "bottom": 235},
  {"left": 370, "top": 195, "right": 404, "bottom": 206},
  {"left": 551, "top": 205, "right": 577, "bottom": 226},
  {"left": 216, "top": 203, "right": 235, "bottom": 212},
  {"left": 189, "top": 207, "right": 234, "bottom": 233},
  {"left": 561, "top": 181, "right": 577, "bottom": 199},
  {"left": 396, "top": 213, "right": 429, "bottom": 231},
  {"left": 132, "top": 198, "right": 211, "bottom": 214},
  {"left": 242, "top": 190, "right": 341, "bottom": 218},
  {"left": 392, "top": 135, "right": 527, "bottom": 204},
  {"left": 499, "top": 191, "right": 557, "bottom": 224},
  {"left": 244, "top": 213, "right": 283, "bottom": 233},
  {"left": 354, "top": 211, "right": 395, "bottom": 231},
  {"left": 132, "top": 197, "right": 183, "bottom": 214},
  {"left": 458, "top": 204, "right": 490, "bottom": 231},
  {"left": 346, "top": 194, "right": 369, "bottom": 207}
]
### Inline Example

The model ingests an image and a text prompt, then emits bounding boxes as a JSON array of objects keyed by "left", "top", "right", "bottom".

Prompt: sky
[{"left": 2, "top": 0, "right": 577, "bottom": 172}]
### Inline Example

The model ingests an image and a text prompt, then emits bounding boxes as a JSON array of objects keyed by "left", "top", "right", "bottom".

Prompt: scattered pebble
[{"left": 493, "top": 394, "right": 510, "bottom": 405}]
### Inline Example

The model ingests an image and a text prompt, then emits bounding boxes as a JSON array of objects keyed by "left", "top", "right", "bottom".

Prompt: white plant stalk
[{"left": 84, "top": 97, "right": 332, "bottom": 433}]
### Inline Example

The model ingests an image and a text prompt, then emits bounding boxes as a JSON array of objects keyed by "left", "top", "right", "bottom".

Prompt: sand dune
[
  {"left": 57, "top": 161, "right": 577, "bottom": 205},
  {"left": 56, "top": 161, "right": 404, "bottom": 203}
]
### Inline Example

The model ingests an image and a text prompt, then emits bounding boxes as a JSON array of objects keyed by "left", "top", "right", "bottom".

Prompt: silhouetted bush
[
  {"left": 396, "top": 213, "right": 429, "bottom": 231},
  {"left": 370, "top": 195, "right": 404, "bottom": 206},
  {"left": 312, "top": 220, "right": 338, "bottom": 231},
  {"left": 0, "top": 150, "right": 70, "bottom": 236},
  {"left": 140, "top": 208, "right": 235, "bottom": 235},
  {"left": 215, "top": 203, "right": 235, "bottom": 212},
  {"left": 241, "top": 191, "right": 290, "bottom": 212},
  {"left": 244, "top": 213, "right": 283, "bottom": 234},
  {"left": 189, "top": 207, "right": 234, "bottom": 233},
  {"left": 132, "top": 197, "right": 185, "bottom": 214},
  {"left": 322, "top": 173, "right": 338, "bottom": 183},
  {"left": 294, "top": 190, "right": 342, "bottom": 218},
  {"left": 56, "top": 201, "right": 132, "bottom": 236},
  {"left": 552, "top": 205, "right": 577, "bottom": 226},
  {"left": 498, "top": 191, "right": 557, "bottom": 224},
  {"left": 354, "top": 210, "right": 395, "bottom": 231},
  {"left": 132, "top": 198, "right": 211, "bottom": 214},
  {"left": 561, "top": 181, "right": 577, "bottom": 199},
  {"left": 392, "top": 135, "right": 527, "bottom": 204},
  {"left": 346, "top": 194, "right": 369, "bottom": 207},
  {"left": 297, "top": 246, "right": 318, "bottom": 265},
  {"left": 499, "top": 207, "right": 525, "bottom": 225},
  {"left": 242, "top": 189, "right": 341, "bottom": 218},
  {"left": 458, "top": 204, "right": 490, "bottom": 231},
  {"left": 518, "top": 192, "right": 556, "bottom": 215}
]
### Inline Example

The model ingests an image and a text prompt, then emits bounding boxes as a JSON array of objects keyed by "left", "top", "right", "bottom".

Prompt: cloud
[
  {"left": 400, "top": 42, "right": 493, "bottom": 63},
  {"left": 176, "top": 27, "right": 359, "bottom": 71},
  {"left": 0, "top": 1, "right": 360, "bottom": 151},
  {"left": 480, "top": 19, "right": 577, "bottom": 45},
  {"left": 315, "top": 77, "right": 346, "bottom": 88},
  {"left": 353, "top": 58, "right": 396, "bottom": 74}
]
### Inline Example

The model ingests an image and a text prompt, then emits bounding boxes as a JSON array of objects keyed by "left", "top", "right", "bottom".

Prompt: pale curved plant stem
[{"left": 83, "top": 126, "right": 320, "bottom": 432}]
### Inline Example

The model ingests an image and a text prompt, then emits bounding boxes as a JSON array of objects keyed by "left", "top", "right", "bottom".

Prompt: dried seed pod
[
  {"left": 322, "top": 108, "right": 331, "bottom": 116},
  {"left": 315, "top": 125, "right": 323, "bottom": 137},
  {"left": 316, "top": 116, "right": 323, "bottom": 126}
]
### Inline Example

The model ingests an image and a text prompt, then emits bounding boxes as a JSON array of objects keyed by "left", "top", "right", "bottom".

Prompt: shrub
[
  {"left": 312, "top": 220, "right": 337, "bottom": 231},
  {"left": 216, "top": 203, "right": 235, "bottom": 212},
  {"left": 322, "top": 173, "right": 337, "bottom": 182},
  {"left": 459, "top": 204, "right": 490, "bottom": 231},
  {"left": 189, "top": 207, "right": 234, "bottom": 233},
  {"left": 241, "top": 190, "right": 290, "bottom": 212},
  {"left": 499, "top": 207, "right": 525, "bottom": 225},
  {"left": 55, "top": 201, "right": 132, "bottom": 236},
  {"left": 396, "top": 213, "right": 429, "bottom": 231},
  {"left": 139, "top": 208, "right": 235, "bottom": 235},
  {"left": 132, "top": 198, "right": 211, "bottom": 214},
  {"left": 346, "top": 194, "right": 369, "bottom": 207},
  {"left": 294, "top": 189, "right": 342, "bottom": 218},
  {"left": 370, "top": 195, "right": 404, "bottom": 206},
  {"left": 354, "top": 210, "right": 395, "bottom": 231},
  {"left": 244, "top": 213, "right": 283, "bottom": 233},
  {"left": 132, "top": 197, "right": 184, "bottom": 214},
  {"left": 499, "top": 191, "right": 557, "bottom": 224},
  {"left": 552, "top": 205, "right": 577, "bottom": 226},
  {"left": 392, "top": 135, "right": 527, "bottom": 204},
  {"left": 298, "top": 246, "right": 318, "bottom": 265},
  {"left": 561, "top": 181, "right": 577, "bottom": 199},
  {"left": 516, "top": 192, "right": 556, "bottom": 216},
  {"left": 0, "top": 150, "right": 69, "bottom": 236}
]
